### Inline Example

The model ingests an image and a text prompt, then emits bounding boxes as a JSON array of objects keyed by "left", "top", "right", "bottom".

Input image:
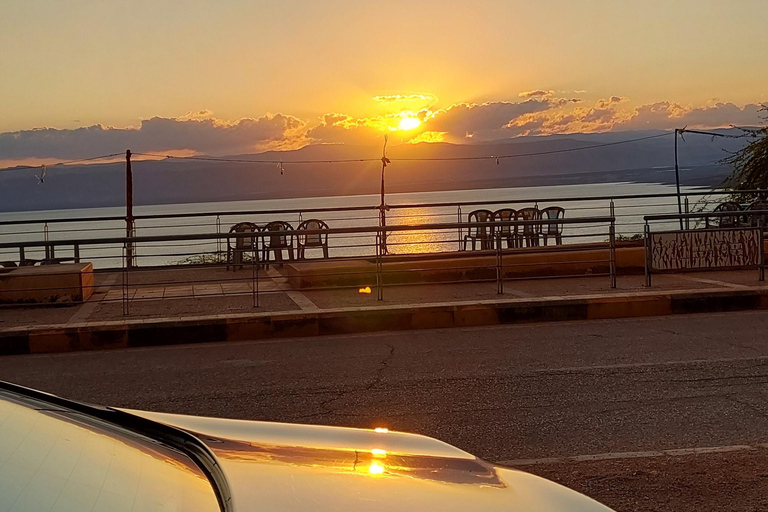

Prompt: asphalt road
[{"left": 2, "top": 310, "right": 768, "bottom": 463}]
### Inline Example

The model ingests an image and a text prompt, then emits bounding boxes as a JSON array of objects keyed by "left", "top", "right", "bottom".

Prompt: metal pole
[
  {"left": 496, "top": 232, "right": 503, "bottom": 294},
  {"left": 44, "top": 223, "right": 50, "bottom": 260},
  {"left": 379, "top": 170, "right": 388, "bottom": 256},
  {"left": 216, "top": 215, "right": 221, "bottom": 257},
  {"left": 609, "top": 200, "right": 616, "bottom": 289},
  {"left": 684, "top": 196, "right": 690, "bottom": 230},
  {"left": 252, "top": 239, "right": 257, "bottom": 307},
  {"left": 760, "top": 219, "right": 765, "bottom": 282},
  {"left": 376, "top": 231, "right": 383, "bottom": 301},
  {"left": 125, "top": 149, "right": 135, "bottom": 268},
  {"left": 674, "top": 129, "right": 683, "bottom": 230},
  {"left": 256, "top": 233, "right": 261, "bottom": 307},
  {"left": 457, "top": 205, "right": 463, "bottom": 251},
  {"left": 644, "top": 222, "right": 652, "bottom": 287},
  {"left": 379, "top": 136, "right": 389, "bottom": 256},
  {"left": 122, "top": 243, "right": 129, "bottom": 316}
]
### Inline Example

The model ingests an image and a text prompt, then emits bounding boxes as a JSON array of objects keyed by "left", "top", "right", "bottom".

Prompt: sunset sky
[{"left": 1, "top": 0, "right": 767, "bottom": 163}]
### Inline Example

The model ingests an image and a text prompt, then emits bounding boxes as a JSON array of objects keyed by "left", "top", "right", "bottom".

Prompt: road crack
[
  {"left": 366, "top": 344, "right": 395, "bottom": 391},
  {"left": 292, "top": 343, "right": 395, "bottom": 422}
]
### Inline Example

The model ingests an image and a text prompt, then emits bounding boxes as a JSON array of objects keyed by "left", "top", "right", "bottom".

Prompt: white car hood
[{"left": 121, "top": 409, "right": 614, "bottom": 512}]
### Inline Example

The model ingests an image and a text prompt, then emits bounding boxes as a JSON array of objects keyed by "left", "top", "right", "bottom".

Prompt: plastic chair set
[
  {"left": 705, "top": 200, "right": 768, "bottom": 229},
  {"left": 462, "top": 207, "right": 565, "bottom": 250},
  {"left": 227, "top": 219, "right": 329, "bottom": 270}
]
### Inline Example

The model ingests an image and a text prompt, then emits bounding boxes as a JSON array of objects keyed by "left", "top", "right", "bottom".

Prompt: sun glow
[{"left": 397, "top": 117, "right": 421, "bottom": 131}]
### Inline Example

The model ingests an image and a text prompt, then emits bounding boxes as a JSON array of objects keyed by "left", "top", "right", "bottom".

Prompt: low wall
[
  {"left": 286, "top": 242, "right": 646, "bottom": 289},
  {"left": 3, "top": 286, "right": 767, "bottom": 355},
  {"left": 0, "top": 263, "right": 94, "bottom": 304}
]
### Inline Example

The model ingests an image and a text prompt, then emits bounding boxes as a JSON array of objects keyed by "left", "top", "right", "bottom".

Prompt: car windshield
[{"left": 0, "top": 391, "right": 221, "bottom": 512}]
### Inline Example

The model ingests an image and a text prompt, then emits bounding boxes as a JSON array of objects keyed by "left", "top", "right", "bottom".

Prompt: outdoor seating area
[
  {"left": 462, "top": 206, "right": 566, "bottom": 251},
  {"left": 226, "top": 219, "right": 330, "bottom": 270},
  {"left": 9, "top": 190, "right": 768, "bottom": 310},
  {"left": 705, "top": 199, "right": 768, "bottom": 228}
]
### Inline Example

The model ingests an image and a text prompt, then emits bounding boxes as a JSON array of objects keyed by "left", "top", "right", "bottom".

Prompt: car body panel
[
  {"left": 0, "top": 391, "right": 220, "bottom": 512},
  {"left": 123, "top": 409, "right": 615, "bottom": 512}
]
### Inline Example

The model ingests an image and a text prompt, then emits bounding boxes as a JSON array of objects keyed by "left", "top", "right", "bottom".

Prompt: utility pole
[
  {"left": 125, "top": 149, "right": 134, "bottom": 268},
  {"left": 674, "top": 129, "right": 683, "bottom": 230},
  {"left": 379, "top": 135, "right": 390, "bottom": 255}
]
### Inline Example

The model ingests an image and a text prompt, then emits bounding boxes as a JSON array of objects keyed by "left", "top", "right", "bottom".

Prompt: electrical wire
[
  {"left": 0, "top": 128, "right": 744, "bottom": 175},
  {"left": 0, "top": 153, "right": 124, "bottom": 173},
  {"left": 132, "top": 132, "right": 673, "bottom": 166}
]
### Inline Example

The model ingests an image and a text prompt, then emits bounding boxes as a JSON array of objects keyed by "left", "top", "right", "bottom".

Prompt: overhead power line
[
  {"left": 397, "top": 132, "right": 673, "bottom": 161},
  {"left": 0, "top": 153, "right": 124, "bottom": 174},
  {"left": 131, "top": 153, "right": 380, "bottom": 164},
  {"left": 1, "top": 129, "right": 744, "bottom": 175},
  {"left": 131, "top": 132, "right": 674, "bottom": 166}
]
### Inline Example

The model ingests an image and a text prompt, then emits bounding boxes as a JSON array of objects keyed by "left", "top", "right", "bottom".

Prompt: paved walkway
[{"left": 1, "top": 265, "right": 767, "bottom": 331}]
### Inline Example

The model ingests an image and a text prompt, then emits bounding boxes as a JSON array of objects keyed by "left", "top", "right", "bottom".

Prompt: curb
[{"left": 2, "top": 287, "right": 768, "bottom": 356}]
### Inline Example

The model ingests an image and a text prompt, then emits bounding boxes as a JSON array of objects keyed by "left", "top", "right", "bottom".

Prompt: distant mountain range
[{"left": 0, "top": 129, "right": 748, "bottom": 212}]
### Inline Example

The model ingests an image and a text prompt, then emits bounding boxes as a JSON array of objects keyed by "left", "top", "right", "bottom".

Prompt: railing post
[
  {"left": 252, "top": 238, "right": 258, "bottom": 308},
  {"left": 684, "top": 196, "right": 690, "bottom": 230},
  {"left": 375, "top": 231, "right": 383, "bottom": 301},
  {"left": 609, "top": 215, "right": 617, "bottom": 290},
  {"left": 44, "top": 223, "right": 50, "bottom": 260},
  {"left": 608, "top": 200, "right": 617, "bottom": 288},
  {"left": 496, "top": 231, "right": 503, "bottom": 294},
  {"left": 457, "top": 205, "right": 463, "bottom": 251},
  {"left": 74, "top": 244, "right": 80, "bottom": 263},
  {"left": 644, "top": 221, "right": 652, "bottom": 287},
  {"left": 216, "top": 215, "right": 222, "bottom": 257},
  {"left": 122, "top": 243, "right": 129, "bottom": 316},
  {"left": 760, "top": 218, "right": 765, "bottom": 282}
]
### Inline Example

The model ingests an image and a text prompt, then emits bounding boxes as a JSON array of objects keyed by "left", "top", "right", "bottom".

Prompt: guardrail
[{"left": 0, "top": 215, "right": 617, "bottom": 315}]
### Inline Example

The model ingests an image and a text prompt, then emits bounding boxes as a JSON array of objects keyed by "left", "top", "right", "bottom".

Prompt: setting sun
[{"left": 398, "top": 117, "right": 421, "bottom": 131}]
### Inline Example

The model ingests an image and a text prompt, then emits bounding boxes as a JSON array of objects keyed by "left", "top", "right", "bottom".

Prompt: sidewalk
[{"left": 1, "top": 267, "right": 767, "bottom": 355}]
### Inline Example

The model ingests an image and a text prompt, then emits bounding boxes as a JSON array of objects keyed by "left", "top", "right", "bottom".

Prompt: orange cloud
[
  {"left": 2, "top": 98, "right": 764, "bottom": 163},
  {"left": 372, "top": 93, "right": 437, "bottom": 104},
  {"left": 519, "top": 90, "right": 554, "bottom": 98}
]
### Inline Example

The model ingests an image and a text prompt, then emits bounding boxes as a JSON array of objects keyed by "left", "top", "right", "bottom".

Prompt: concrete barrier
[
  {"left": 286, "top": 243, "right": 646, "bottom": 288},
  {"left": 0, "top": 263, "right": 94, "bottom": 304}
]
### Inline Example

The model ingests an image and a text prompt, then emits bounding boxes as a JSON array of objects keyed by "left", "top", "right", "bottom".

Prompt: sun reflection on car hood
[{"left": 121, "top": 409, "right": 615, "bottom": 512}]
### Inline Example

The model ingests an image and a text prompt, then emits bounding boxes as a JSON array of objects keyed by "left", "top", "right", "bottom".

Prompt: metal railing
[
  {"left": 0, "top": 215, "right": 617, "bottom": 315},
  {"left": 643, "top": 210, "right": 768, "bottom": 286},
  {"left": 0, "top": 190, "right": 765, "bottom": 249},
  {"left": 0, "top": 188, "right": 739, "bottom": 267}
]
